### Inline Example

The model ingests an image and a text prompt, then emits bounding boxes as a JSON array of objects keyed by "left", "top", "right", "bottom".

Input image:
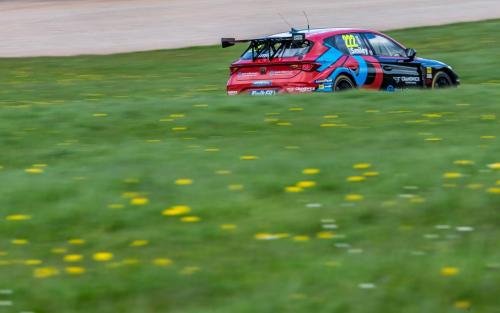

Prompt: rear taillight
[
  {"left": 230, "top": 66, "right": 239, "bottom": 74},
  {"left": 290, "top": 63, "right": 320, "bottom": 72}
]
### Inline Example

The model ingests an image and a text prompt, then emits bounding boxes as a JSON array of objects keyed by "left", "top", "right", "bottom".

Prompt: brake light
[
  {"left": 290, "top": 63, "right": 320, "bottom": 72},
  {"left": 230, "top": 66, "right": 239, "bottom": 74}
]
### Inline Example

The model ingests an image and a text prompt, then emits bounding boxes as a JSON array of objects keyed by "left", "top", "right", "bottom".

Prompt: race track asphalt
[{"left": 0, "top": 0, "right": 499, "bottom": 57}]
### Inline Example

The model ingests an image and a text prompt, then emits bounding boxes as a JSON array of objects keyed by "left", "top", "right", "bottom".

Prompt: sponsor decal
[
  {"left": 250, "top": 90, "right": 276, "bottom": 96},
  {"left": 252, "top": 80, "right": 272, "bottom": 87},
  {"left": 285, "top": 87, "right": 315, "bottom": 93},
  {"left": 238, "top": 72, "right": 258, "bottom": 77},
  {"left": 227, "top": 90, "right": 238, "bottom": 96},
  {"left": 394, "top": 76, "right": 420, "bottom": 83},
  {"left": 315, "top": 79, "right": 333, "bottom": 84},
  {"left": 426, "top": 67, "right": 433, "bottom": 79},
  {"left": 270, "top": 70, "right": 294, "bottom": 76},
  {"left": 386, "top": 85, "right": 395, "bottom": 92}
]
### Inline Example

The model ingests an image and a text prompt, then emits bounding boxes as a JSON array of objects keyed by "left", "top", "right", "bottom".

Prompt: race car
[{"left": 221, "top": 27, "right": 459, "bottom": 95}]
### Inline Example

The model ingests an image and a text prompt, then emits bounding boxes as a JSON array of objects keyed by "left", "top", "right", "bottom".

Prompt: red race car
[{"left": 221, "top": 28, "right": 459, "bottom": 95}]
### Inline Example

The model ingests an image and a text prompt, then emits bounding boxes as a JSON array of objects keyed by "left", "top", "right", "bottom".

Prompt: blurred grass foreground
[{"left": 0, "top": 19, "right": 499, "bottom": 313}]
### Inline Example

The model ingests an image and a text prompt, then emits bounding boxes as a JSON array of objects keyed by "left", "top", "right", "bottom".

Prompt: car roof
[{"left": 269, "top": 28, "right": 380, "bottom": 41}]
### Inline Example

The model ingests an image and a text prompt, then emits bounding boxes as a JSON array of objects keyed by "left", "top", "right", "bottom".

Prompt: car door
[
  {"left": 362, "top": 32, "right": 423, "bottom": 90},
  {"left": 323, "top": 33, "right": 384, "bottom": 90}
]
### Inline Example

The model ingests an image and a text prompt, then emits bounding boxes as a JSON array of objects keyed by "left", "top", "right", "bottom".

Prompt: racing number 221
[{"left": 342, "top": 34, "right": 359, "bottom": 48}]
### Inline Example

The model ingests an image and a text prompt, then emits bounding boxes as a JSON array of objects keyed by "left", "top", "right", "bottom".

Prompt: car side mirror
[{"left": 405, "top": 48, "right": 417, "bottom": 61}]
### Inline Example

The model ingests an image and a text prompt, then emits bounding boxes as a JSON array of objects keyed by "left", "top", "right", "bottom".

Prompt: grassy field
[{"left": 0, "top": 19, "right": 499, "bottom": 313}]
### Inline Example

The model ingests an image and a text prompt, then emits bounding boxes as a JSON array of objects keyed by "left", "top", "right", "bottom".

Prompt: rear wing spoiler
[
  {"left": 221, "top": 33, "right": 306, "bottom": 48},
  {"left": 221, "top": 32, "right": 307, "bottom": 61}
]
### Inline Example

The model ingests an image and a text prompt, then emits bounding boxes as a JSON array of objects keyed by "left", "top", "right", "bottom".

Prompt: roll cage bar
[{"left": 221, "top": 30, "right": 307, "bottom": 61}]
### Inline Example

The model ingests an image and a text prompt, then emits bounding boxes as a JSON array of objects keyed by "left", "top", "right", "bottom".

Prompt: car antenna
[
  {"left": 278, "top": 13, "right": 293, "bottom": 29},
  {"left": 302, "top": 11, "right": 310, "bottom": 31}
]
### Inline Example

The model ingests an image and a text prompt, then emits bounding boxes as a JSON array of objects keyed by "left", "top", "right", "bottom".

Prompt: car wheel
[
  {"left": 432, "top": 71, "right": 452, "bottom": 89},
  {"left": 334, "top": 75, "right": 355, "bottom": 92}
]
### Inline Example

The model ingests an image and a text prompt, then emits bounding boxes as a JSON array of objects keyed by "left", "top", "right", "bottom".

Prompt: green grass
[{"left": 0, "top": 19, "right": 499, "bottom": 313}]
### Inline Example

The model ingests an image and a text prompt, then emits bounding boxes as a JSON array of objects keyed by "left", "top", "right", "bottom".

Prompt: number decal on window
[{"left": 342, "top": 34, "right": 359, "bottom": 48}]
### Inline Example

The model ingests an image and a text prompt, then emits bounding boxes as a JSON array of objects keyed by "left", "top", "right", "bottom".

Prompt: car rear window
[{"left": 241, "top": 40, "right": 312, "bottom": 60}]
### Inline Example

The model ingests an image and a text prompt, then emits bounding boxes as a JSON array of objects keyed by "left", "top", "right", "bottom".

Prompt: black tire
[
  {"left": 334, "top": 74, "right": 355, "bottom": 92},
  {"left": 432, "top": 71, "right": 452, "bottom": 89}
]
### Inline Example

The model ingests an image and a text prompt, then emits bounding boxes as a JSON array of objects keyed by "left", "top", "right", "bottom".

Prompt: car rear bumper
[{"left": 227, "top": 83, "right": 317, "bottom": 95}]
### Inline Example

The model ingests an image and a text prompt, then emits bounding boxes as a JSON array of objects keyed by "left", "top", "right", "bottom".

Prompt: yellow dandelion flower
[
  {"left": 107, "top": 203, "right": 124, "bottom": 209},
  {"left": 296, "top": 181, "right": 316, "bottom": 188},
  {"left": 440, "top": 266, "right": 459, "bottom": 276},
  {"left": 51, "top": 247, "right": 67, "bottom": 254},
  {"left": 93, "top": 252, "right": 113, "bottom": 262},
  {"left": 130, "top": 196, "right": 149, "bottom": 206},
  {"left": 275, "top": 233, "right": 290, "bottom": 239},
  {"left": 323, "top": 114, "right": 339, "bottom": 119},
  {"left": 228, "top": 184, "right": 244, "bottom": 191},
  {"left": 480, "top": 114, "right": 496, "bottom": 120},
  {"left": 293, "top": 235, "right": 310, "bottom": 242},
  {"left": 487, "top": 163, "right": 500, "bottom": 170},
  {"left": 180, "top": 266, "right": 200, "bottom": 275},
  {"left": 63, "top": 254, "right": 83, "bottom": 262},
  {"left": 220, "top": 224, "right": 237, "bottom": 230},
  {"left": 353, "top": 163, "right": 371, "bottom": 169},
  {"left": 34, "top": 267, "right": 59, "bottom": 279},
  {"left": 5, "top": 214, "right": 31, "bottom": 221},
  {"left": 172, "top": 126, "right": 187, "bottom": 131},
  {"left": 180, "top": 216, "right": 201, "bottom": 223},
  {"left": 215, "top": 170, "right": 231, "bottom": 175},
  {"left": 316, "top": 231, "right": 335, "bottom": 239},
  {"left": 425, "top": 137, "right": 442, "bottom": 142},
  {"left": 480, "top": 135, "right": 495, "bottom": 139},
  {"left": 25, "top": 168, "right": 43, "bottom": 174},
  {"left": 454, "top": 160, "right": 475, "bottom": 166},
  {"left": 363, "top": 171, "right": 379, "bottom": 177},
  {"left": 65, "top": 266, "right": 86, "bottom": 275},
  {"left": 11, "top": 239, "right": 28, "bottom": 245},
  {"left": 93, "top": 113, "right": 107, "bottom": 117},
  {"left": 467, "top": 183, "right": 483, "bottom": 190},
  {"left": 302, "top": 168, "right": 320, "bottom": 175},
  {"left": 347, "top": 176, "right": 366, "bottom": 182},
  {"left": 443, "top": 172, "right": 462, "bottom": 179},
  {"left": 254, "top": 233, "right": 277, "bottom": 240},
  {"left": 205, "top": 148, "right": 219, "bottom": 152},
  {"left": 285, "top": 186, "right": 303, "bottom": 193},
  {"left": 487, "top": 187, "right": 500, "bottom": 194},
  {"left": 169, "top": 113, "right": 185, "bottom": 118},
  {"left": 276, "top": 122, "right": 292, "bottom": 126},
  {"left": 454, "top": 300, "right": 471, "bottom": 310},
  {"left": 289, "top": 107, "right": 303, "bottom": 111},
  {"left": 345, "top": 194, "right": 364, "bottom": 202},
  {"left": 130, "top": 240, "right": 149, "bottom": 247},
  {"left": 24, "top": 259, "right": 42, "bottom": 266},
  {"left": 68, "top": 238, "right": 86, "bottom": 245},
  {"left": 162, "top": 205, "right": 191, "bottom": 216},
  {"left": 175, "top": 178, "right": 193, "bottom": 185},
  {"left": 240, "top": 155, "right": 259, "bottom": 160},
  {"left": 152, "top": 258, "right": 172, "bottom": 267},
  {"left": 122, "top": 191, "right": 140, "bottom": 198},
  {"left": 422, "top": 113, "right": 442, "bottom": 118}
]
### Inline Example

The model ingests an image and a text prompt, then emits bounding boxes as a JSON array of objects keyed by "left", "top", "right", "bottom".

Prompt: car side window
[
  {"left": 325, "top": 34, "right": 371, "bottom": 56},
  {"left": 364, "top": 33, "right": 406, "bottom": 57}
]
